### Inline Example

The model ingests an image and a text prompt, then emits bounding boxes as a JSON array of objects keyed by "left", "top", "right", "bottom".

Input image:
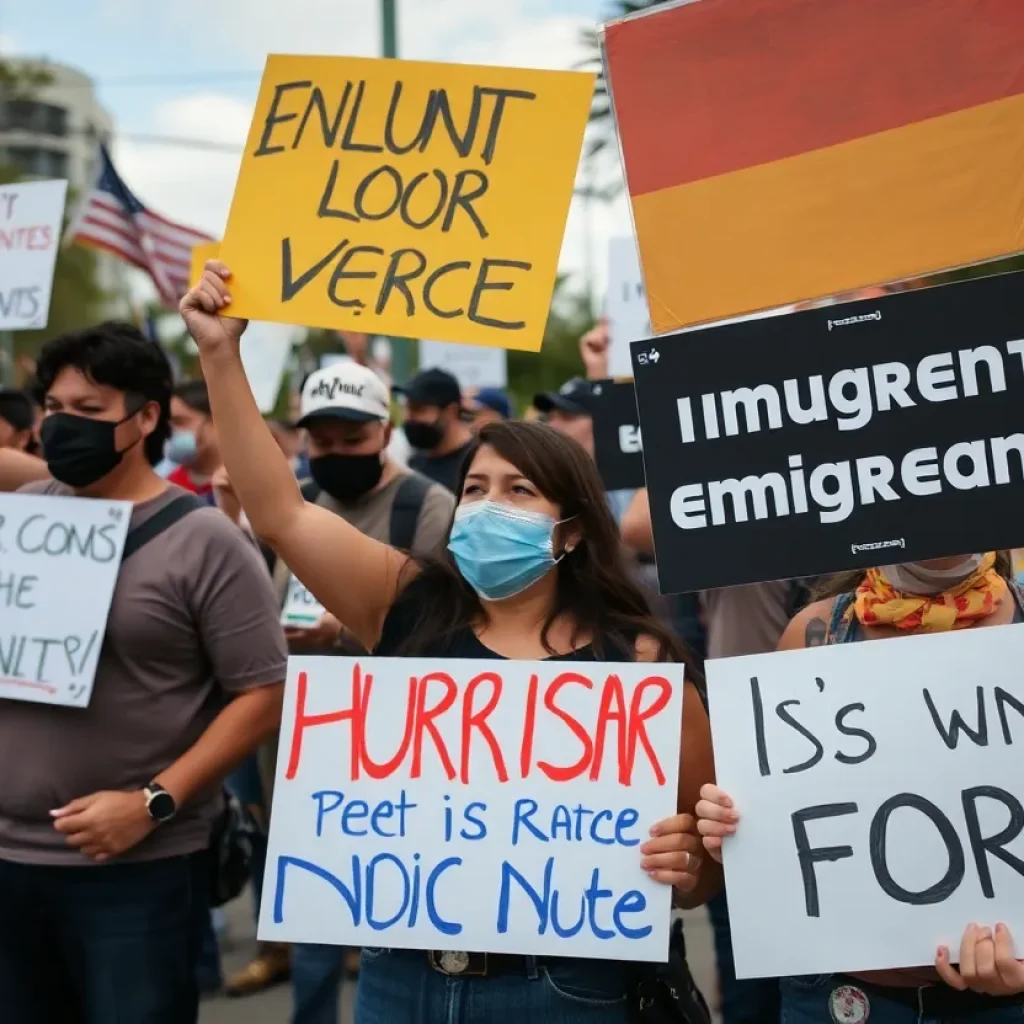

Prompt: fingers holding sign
[
  {"left": 641, "top": 813, "right": 702, "bottom": 894},
  {"left": 179, "top": 260, "right": 248, "bottom": 355},
  {"left": 936, "top": 924, "right": 1024, "bottom": 996},
  {"left": 695, "top": 783, "right": 739, "bottom": 863}
]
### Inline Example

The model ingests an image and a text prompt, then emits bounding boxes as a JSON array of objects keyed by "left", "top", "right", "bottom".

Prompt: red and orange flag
[{"left": 604, "top": 0, "right": 1024, "bottom": 333}]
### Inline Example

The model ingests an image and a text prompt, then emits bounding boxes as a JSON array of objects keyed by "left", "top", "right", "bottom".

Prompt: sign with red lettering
[
  {"left": 0, "top": 179, "right": 67, "bottom": 331},
  {"left": 707, "top": 628, "right": 1024, "bottom": 978},
  {"left": 258, "top": 656, "right": 685, "bottom": 960}
]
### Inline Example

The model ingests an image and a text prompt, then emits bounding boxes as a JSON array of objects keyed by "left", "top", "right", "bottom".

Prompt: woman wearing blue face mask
[{"left": 181, "top": 262, "right": 720, "bottom": 1024}]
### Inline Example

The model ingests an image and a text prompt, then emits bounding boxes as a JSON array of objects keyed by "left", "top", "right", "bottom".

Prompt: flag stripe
[
  {"left": 632, "top": 92, "right": 1024, "bottom": 332},
  {"left": 606, "top": 0, "right": 1024, "bottom": 196}
]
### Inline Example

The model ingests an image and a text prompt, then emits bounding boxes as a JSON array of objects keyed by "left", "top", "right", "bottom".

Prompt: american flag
[{"left": 69, "top": 145, "right": 213, "bottom": 308}]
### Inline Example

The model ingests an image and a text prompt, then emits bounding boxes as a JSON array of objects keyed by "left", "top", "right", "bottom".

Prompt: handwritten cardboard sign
[
  {"left": 259, "top": 656, "right": 684, "bottom": 960},
  {"left": 708, "top": 627, "right": 1024, "bottom": 978},
  {"left": 0, "top": 493, "right": 130, "bottom": 707},
  {"left": 0, "top": 179, "right": 67, "bottom": 331},
  {"left": 190, "top": 241, "right": 296, "bottom": 413},
  {"left": 219, "top": 55, "right": 594, "bottom": 353}
]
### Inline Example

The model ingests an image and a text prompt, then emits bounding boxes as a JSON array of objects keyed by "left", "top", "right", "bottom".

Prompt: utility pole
[{"left": 380, "top": 0, "right": 414, "bottom": 385}]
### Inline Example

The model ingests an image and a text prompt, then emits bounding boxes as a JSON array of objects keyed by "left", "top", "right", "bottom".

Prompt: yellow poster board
[
  {"left": 190, "top": 240, "right": 220, "bottom": 288},
  {"left": 219, "top": 55, "right": 594, "bottom": 352}
]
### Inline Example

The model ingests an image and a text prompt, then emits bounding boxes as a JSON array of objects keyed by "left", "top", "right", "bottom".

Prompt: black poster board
[
  {"left": 591, "top": 379, "right": 645, "bottom": 491},
  {"left": 630, "top": 272, "right": 1024, "bottom": 593}
]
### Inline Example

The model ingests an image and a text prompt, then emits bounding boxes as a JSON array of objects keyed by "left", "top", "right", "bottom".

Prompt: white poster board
[
  {"left": 280, "top": 574, "right": 326, "bottom": 629},
  {"left": 260, "top": 656, "right": 684, "bottom": 960},
  {"left": 0, "top": 179, "right": 68, "bottom": 331},
  {"left": 0, "top": 493, "right": 130, "bottom": 707},
  {"left": 707, "top": 626, "right": 1024, "bottom": 979},
  {"left": 606, "top": 236, "right": 650, "bottom": 379},
  {"left": 418, "top": 339, "right": 508, "bottom": 389},
  {"left": 241, "top": 322, "right": 297, "bottom": 413}
]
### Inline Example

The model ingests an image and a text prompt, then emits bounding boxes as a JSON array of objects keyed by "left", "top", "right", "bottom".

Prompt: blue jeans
[
  {"left": 293, "top": 943, "right": 346, "bottom": 1024},
  {"left": 355, "top": 948, "right": 632, "bottom": 1023},
  {"left": 0, "top": 852, "right": 207, "bottom": 1024},
  {"left": 708, "top": 890, "right": 780, "bottom": 1024},
  {"left": 781, "top": 975, "right": 1024, "bottom": 1024}
]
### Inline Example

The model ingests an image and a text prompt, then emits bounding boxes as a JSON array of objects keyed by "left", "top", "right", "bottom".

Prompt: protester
[
  {"left": 251, "top": 360, "right": 454, "bottom": 1021},
  {"left": 0, "top": 321, "right": 287, "bottom": 1024},
  {"left": 463, "top": 386, "right": 512, "bottom": 432},
  {"left": 0, "top": 388, "right": 36, "bottom": 453},
  {"left": 395, "top": 367, "right": 474, "bottom": 492},
  {"left": 268, "top": 417, "right": 310, "bottom": 479},
  {"left": 165, "top": 379, "right": 222, "bottom": 503},
  {"left": 697, "top": 552, "right": 1024, "bottom": 1022},
  {"left": 182, "top": 260, "right": 721, "bottom": 1022}
]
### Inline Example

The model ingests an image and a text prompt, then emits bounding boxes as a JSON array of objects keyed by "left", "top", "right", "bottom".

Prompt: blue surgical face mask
[
  {"left": 448, "top": 500, "right": 568, "bottom": 602},
  {"left": 165, "top": 430, "right": 198, "bottom": 467}
]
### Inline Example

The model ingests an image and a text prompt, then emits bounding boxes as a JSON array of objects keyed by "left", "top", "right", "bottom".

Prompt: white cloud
[{"left": 0, "top": 32, "right": 20, "bottom": 55}]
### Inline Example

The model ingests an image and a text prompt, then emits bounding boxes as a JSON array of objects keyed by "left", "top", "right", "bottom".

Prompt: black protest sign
[
  {"left": 630, "top": 272, "right": 1024, "bottom": 593},
  {"left": 591, "top": 380, "right": 645, "bottom": 491}
]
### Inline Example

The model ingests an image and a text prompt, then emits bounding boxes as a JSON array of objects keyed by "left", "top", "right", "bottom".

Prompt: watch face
[{"left": 147, "top": 790, "right": 175, "bottom": 822}]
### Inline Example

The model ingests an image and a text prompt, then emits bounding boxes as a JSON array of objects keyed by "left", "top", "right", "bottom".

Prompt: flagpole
[{"left": 381, "top": 0, "right": 414, "bottom": 387}]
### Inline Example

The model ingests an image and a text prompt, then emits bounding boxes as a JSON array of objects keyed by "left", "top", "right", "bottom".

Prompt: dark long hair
[
  {"left": 390, "top": 420, "right": 696, "bottom": 671},
  {"left": 812, "top": 551, "right": 1016, "bottom": 601}
]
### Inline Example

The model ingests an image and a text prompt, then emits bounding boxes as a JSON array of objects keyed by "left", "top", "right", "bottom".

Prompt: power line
[{"left": 118, "top": 132, "right": 244, "bottom": 153}]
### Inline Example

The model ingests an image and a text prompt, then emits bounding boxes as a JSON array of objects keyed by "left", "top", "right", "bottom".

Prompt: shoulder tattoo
[{"left": 804, "top": 617, "right": 827, "bottom": 647}]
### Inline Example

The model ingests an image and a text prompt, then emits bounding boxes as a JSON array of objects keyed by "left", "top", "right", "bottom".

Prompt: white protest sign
[
  {"left": 418, "top": 339, "right": 508, "bottom": 389},
  {"left": 0, "top": 493, "right": 130, "bottom": 707},
  {"left": 241, "top": 322, "right": 297, "bottom": 414},
  {"left": 260, "top": 656, "right": 684, "bottom": 960},
  {"left": 606, "top": 237, "right": 650, "bottom": 379},
  {"left": 0, "top": 179, "right": 68, "bottom": 331},
  {"left": 707, "top": 626, "right": 1024, "bottom": 979},
  {"left": 280, "top": 574, "right": 326, "bottom": 629}
]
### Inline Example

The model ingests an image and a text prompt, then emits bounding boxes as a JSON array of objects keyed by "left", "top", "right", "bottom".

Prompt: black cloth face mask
[
  {"left": 309, "top": 453, "right": 385, "bottom": 501},
  {"left": 40, "top": 411, "right": 139, "bottom": 488},
  {"left": 404, "top": 419, "right": 444, "bottom": 451}
]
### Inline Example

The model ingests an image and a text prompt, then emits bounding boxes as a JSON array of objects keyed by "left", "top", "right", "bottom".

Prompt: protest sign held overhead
[
  {"left": 606, "top": 238, "right": 649, "bottom": 379},
  {"left": 0, "top": 179, "right": 67, "bottom": 331},
  {"left": 259, "top": 655, "right": 684, "bottom": 961},
  {"left": 603, "top": 0, "right": 1024, "bottom": 332},
  {"left": 707, "top": 627, "right": 1024, "bottom": 978},
  {"left": 191, "top": 241, "right": 296, "bottom": 413},
  {"left": 0, "top": 493, "right": 130, "bottom": 708},
  {"left": 591, "top": 379, "right": 644, "bottom": 492},
  {"left": 418, "top": 338, "right": 507, "bottom": 389},
  {"left": 220, "top": 55, "right": 594, "bottom": 352},
  {"left": 631, "top": 272, "right": 1024, "bottom": 594}
]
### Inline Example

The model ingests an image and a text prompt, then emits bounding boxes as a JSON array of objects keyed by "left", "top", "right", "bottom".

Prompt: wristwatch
[{"left": 143, "top": 782, "right": 177, "bottom": 824}]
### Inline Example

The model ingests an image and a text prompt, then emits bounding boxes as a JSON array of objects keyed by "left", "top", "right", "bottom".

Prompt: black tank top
[{"left": 374, "top": 573, "right": 635, "bottom": 662}]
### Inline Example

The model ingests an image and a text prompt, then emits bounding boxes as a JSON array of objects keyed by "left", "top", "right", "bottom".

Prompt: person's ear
[
  {"left": 136, "top": 400, "right": 162, "bottom": 444},
  {"left": 381, "top": 421, "right": 392, "bottom": 451},
  {"left": 558, "top": 519, "right": 583, "bottom": 557}
]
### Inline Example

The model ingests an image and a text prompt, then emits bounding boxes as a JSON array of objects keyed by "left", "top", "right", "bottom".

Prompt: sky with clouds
[{"left": 3, "top": 0, "right": 635, "bottom": 307}]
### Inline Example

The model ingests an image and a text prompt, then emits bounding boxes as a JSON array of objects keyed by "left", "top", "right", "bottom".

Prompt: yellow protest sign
[
  {"left": 219, "top": 55, "right": 594, "bottom": 352},
  {"left": 191, "top": 240, "right": 220, "bottom": 287}
]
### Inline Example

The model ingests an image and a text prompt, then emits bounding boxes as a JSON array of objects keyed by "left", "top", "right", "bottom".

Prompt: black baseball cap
[
  {"left": 533, "top": 377, "right": 596, "bottom": 416},
  {"left": 394, "top": 368, "right": 462, "bottom": 409}
]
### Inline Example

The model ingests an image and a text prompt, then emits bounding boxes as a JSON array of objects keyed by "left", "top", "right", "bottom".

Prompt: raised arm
[
  {"left": 180, "top": 261, "right": 410, "bottom": 649},
  {"left": 0, "top": 448, "right": 48, "bottom": 492}
]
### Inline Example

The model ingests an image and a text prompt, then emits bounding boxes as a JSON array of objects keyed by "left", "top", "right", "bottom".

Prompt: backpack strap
[
  {"left": 121, "top": 494, "right": 205, "bottom": 561},
  {"left": 825, "top": 592, "right": 859, "bottom": 644},
  {"left": 389, "top": 473, "right": 430, "bottom": 551}
]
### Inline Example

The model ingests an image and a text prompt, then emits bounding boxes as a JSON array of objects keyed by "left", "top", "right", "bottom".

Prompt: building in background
[{"left": 0, "top": 57, "right": 130, "bottom": 314}]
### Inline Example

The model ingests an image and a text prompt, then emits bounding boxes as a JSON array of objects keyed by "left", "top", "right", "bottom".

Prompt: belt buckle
[{"left": 429, "top": 950, "right": 487, "bottom": 977}]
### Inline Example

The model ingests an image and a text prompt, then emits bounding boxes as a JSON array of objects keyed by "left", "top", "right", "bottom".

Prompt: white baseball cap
[{"left": 298, "top": 362, "right": 390, "bottom": 426}]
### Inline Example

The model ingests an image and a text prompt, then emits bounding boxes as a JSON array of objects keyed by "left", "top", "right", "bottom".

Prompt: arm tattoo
[{"left": 804, "top": 617, "right": 827, "bottom": 647}]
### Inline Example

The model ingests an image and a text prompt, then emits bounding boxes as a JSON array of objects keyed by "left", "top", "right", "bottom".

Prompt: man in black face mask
[
  {"left": 395, "top": 367, "right": 474, "bottom": 493},
  {"left": 263, "top": 359, "right": 453, "bottom": 1020}
]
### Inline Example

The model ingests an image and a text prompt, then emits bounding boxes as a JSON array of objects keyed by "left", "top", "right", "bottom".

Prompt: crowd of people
[{"left": 0, "top": 258, "right": 1018, "bottom": 1024}]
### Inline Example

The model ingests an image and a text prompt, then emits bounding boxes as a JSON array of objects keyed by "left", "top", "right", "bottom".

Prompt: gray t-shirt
[
  {"left": 0, "top": 482, "right": 288, "bottom": 866},
  {"left": 701, "top": 581, "right": 793, "bottom": 659}
]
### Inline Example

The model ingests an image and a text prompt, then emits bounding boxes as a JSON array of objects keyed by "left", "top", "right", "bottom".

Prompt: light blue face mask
[
  {"left": 448, "top": 500, "right": 568, "bottom": 602},
  {"left": 165, "top": 430, "right": 198, "bottom": 467}
]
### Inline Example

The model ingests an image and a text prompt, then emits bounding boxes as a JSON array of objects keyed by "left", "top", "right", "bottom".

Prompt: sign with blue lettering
[
  {"left": 258, "top": 655, "right": 685, "bottom": 960},
  {"left": 707, "top": 627, "right": 1024, "bottom": 978}
]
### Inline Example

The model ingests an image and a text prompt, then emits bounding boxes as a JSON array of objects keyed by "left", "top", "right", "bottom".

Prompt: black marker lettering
[
  {"left": 791, "top": 803, "right": 857, "bottom": 917},
  {"left": 923, "top": 686, "right": 989, "bottom": 749},
  {"left": 317, "top": 160, "right": 359, "bottom": 222},
  {"left": 376, "top": 248, "right": 427, "bottom": 317},
  {"left": 399, "top": 170, "right": 449, "bottom": 230},
  {"left": 869, "top": 793, "right": 964, "bottom": 905},
  {"left": 327, "top": 245, "right": 384, "bottom": 309},
  {"left": 341, "top": 81, "right": 384, "bottom": 153},
  {"left": 468, "top": 259, "right": 530, "bottom": 331},
  {"left": 750, "top": 676, "right": 770, "bottom": 777},
  {"left": 961, "top": 785, "right": 1024, "bottom": 898},
  {"left": 281, "top": 238, "right": 349, "bottom": 302},
  {"left": 423, "top": 261, "right": 471, "bottom": 319},
  {"left": 441, "top": 169, "right": 490, "bottom": 239},
  {"left": 254, "top": 80, "right": 312, "bottom": 156},
  {"left": 834, "top": 703, "right": 877, "bottom": 765},
  {"left": 384, "top": 83, "right": 431, "bottom": 154},
  {"left": 994, "top": 687, "right": 1024, "bottom": 744},
  {"left": 294, "top": 83, "right": 352, "bottom": 150},
  {"left": 479, "top": 88, "right": 537, "bottom": 165},
  {"left": 776, "top": 699, "right": 824, "bottom": 774},
  {"left": 426, "top": 87, "right": 484, "bottom": 159},
  {"left": 353, "top": 165, "right": 403, "bottom": 221}
]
